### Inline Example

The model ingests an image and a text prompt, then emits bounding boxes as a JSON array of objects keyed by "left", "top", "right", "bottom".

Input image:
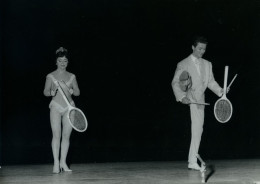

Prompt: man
[{"left": 172, "top": 36, "right": 223, "bottom": 170}]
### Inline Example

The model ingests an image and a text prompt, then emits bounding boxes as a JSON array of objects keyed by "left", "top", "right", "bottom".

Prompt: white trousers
[{"left": 188, "top": 104, "right": 204, "bottom": 164}]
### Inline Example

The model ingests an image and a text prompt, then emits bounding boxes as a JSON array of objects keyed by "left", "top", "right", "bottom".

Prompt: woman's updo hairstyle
[{"left": 55, "top": 47, "right": 68, "bottom": 58}]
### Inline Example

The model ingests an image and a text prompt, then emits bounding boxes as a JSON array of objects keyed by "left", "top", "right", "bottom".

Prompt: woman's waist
[{"left": 51, "top": 94, "right": 74, "bottom": 107}]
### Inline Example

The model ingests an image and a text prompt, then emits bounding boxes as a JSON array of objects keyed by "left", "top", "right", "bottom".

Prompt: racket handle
[
  {"left": 57, "top": 82, "right": 71, "bottom": 106},
  {"left": 61, "top": 80, "right": 74, "bottom": 94},
  {"left": 190, "top": 102, "right": 210, "bottom": 106},
  {"left": 223, "top": 66, "right": 229, "bottom": 94},
  {"left": 227, "top": 74, "right": 237, "bottom": 90}
]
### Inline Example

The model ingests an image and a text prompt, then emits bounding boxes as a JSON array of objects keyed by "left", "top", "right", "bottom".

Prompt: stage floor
[{"left": 1, "top": 159, "right": 260, "bottom": 184}]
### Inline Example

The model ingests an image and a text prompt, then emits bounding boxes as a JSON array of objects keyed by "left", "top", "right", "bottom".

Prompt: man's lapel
[
  {"left": 187, "top": 56, "right": 206, "bottom": 89},
  {"left": 188, "top": 57, "right": 200, "bottom": 87},
  {"left": 199, "top": 59, "right": 206, "bottom": 84}
]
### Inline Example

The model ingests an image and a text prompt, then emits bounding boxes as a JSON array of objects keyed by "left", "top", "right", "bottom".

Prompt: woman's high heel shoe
[{"left": 60, "top": 164, "right": 72, "bottom": 172}]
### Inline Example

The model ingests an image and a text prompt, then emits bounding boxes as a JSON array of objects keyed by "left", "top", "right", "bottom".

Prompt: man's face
[{"left": 192, "top": 42, "right": 207, "bottom": 59}]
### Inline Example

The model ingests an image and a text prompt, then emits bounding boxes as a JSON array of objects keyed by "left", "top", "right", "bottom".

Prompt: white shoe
[{"left": 188, "top": 163, "right": 201, "bottom": 171}]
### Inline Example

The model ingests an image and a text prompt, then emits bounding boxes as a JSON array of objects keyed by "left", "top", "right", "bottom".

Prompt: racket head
[
  {"left": 214, "top": 97, "right": 233, "bottom": 123},
  {"left": 67, "top": 108, "right": 88, "bottom": 132}
]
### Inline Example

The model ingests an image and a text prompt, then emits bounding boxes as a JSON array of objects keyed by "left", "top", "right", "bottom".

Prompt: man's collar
[{"left": 190, "top": 54, "right": 197, "bottom": 62}]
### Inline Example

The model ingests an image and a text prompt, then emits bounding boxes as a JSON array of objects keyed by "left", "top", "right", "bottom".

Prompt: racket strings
[
  {"left": 69, "top": 109, "right": 87, "bottom": 131},
  {"left": 215, "top": 99, "right": 232, "bottom": 122}
]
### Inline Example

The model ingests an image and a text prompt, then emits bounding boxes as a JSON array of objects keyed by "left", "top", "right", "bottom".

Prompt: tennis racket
[
  {"left": 57, "top": 81, "right": 88, "bottom": 132},
  {"left": 214, "top": 66, "right": 233, "bottom": 123}
]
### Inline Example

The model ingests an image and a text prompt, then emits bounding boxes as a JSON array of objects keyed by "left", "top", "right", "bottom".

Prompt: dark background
[{"left": 1, "top": 0, "right": 260, "bottom": 165}]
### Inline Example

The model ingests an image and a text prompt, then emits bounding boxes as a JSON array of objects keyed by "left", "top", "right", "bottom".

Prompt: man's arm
[
  {"left": 171, "top": 63, "right": 188, "bottom": 102},
  {"left": 207, "top": 62, "right": 223, "bottom": 97}
]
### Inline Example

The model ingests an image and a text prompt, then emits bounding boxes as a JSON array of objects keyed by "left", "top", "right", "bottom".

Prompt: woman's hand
[
  {"left": 50, "top": 89, "right": 58, "bottom": 96},
  {"left": 69, "top": 88, "right": 74, "bottom": 94}
]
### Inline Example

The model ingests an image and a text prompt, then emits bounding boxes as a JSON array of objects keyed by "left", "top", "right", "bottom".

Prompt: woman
[{"left": 43, "top": 47, "right": 80, "bottom": 173}]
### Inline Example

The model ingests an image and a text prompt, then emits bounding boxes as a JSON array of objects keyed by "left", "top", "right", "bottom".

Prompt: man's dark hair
[{"left": 192, "top": 36, "right": 208, "bottom": 47}]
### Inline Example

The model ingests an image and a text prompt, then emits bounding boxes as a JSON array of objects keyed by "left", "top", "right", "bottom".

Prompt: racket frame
[
  {"left": 57, "top": 82, "right": 87, "bottom": 132},
  {"left": 214, "top": 66, "right": 233, "bottom": 123}
]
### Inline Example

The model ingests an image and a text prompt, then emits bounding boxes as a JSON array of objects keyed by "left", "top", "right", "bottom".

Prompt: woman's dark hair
[
  {"left": 55, "top": 47, "right": 68, "bottom": 58},
  {"left": 192, "top": 36, "right": 208, "bottom": 47}
]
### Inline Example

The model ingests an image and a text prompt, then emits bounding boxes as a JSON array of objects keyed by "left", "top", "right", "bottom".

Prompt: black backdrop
[{"left": 1, "top": 0, "right": 260, "bottom": 165}]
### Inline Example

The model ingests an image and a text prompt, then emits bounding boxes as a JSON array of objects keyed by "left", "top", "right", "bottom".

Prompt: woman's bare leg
[
  {"left": 50, "top": 108, "right": 62, "bottom": 173},
  {"left": 60, "top": 114, "right": 73, "bottom": 171}
]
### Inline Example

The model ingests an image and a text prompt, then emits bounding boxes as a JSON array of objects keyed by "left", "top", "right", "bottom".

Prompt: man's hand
[
  {"left": 219, "top": 87, "right": 230, "bottom": 97},
  {"left": 181, "top": 97, "right": 191, "bottom": 104}
]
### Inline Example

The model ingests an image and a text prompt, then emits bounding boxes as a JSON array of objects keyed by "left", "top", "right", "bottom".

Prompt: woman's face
[{"left": 56, "top": 56, "right": 68, "bottom": 70}]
